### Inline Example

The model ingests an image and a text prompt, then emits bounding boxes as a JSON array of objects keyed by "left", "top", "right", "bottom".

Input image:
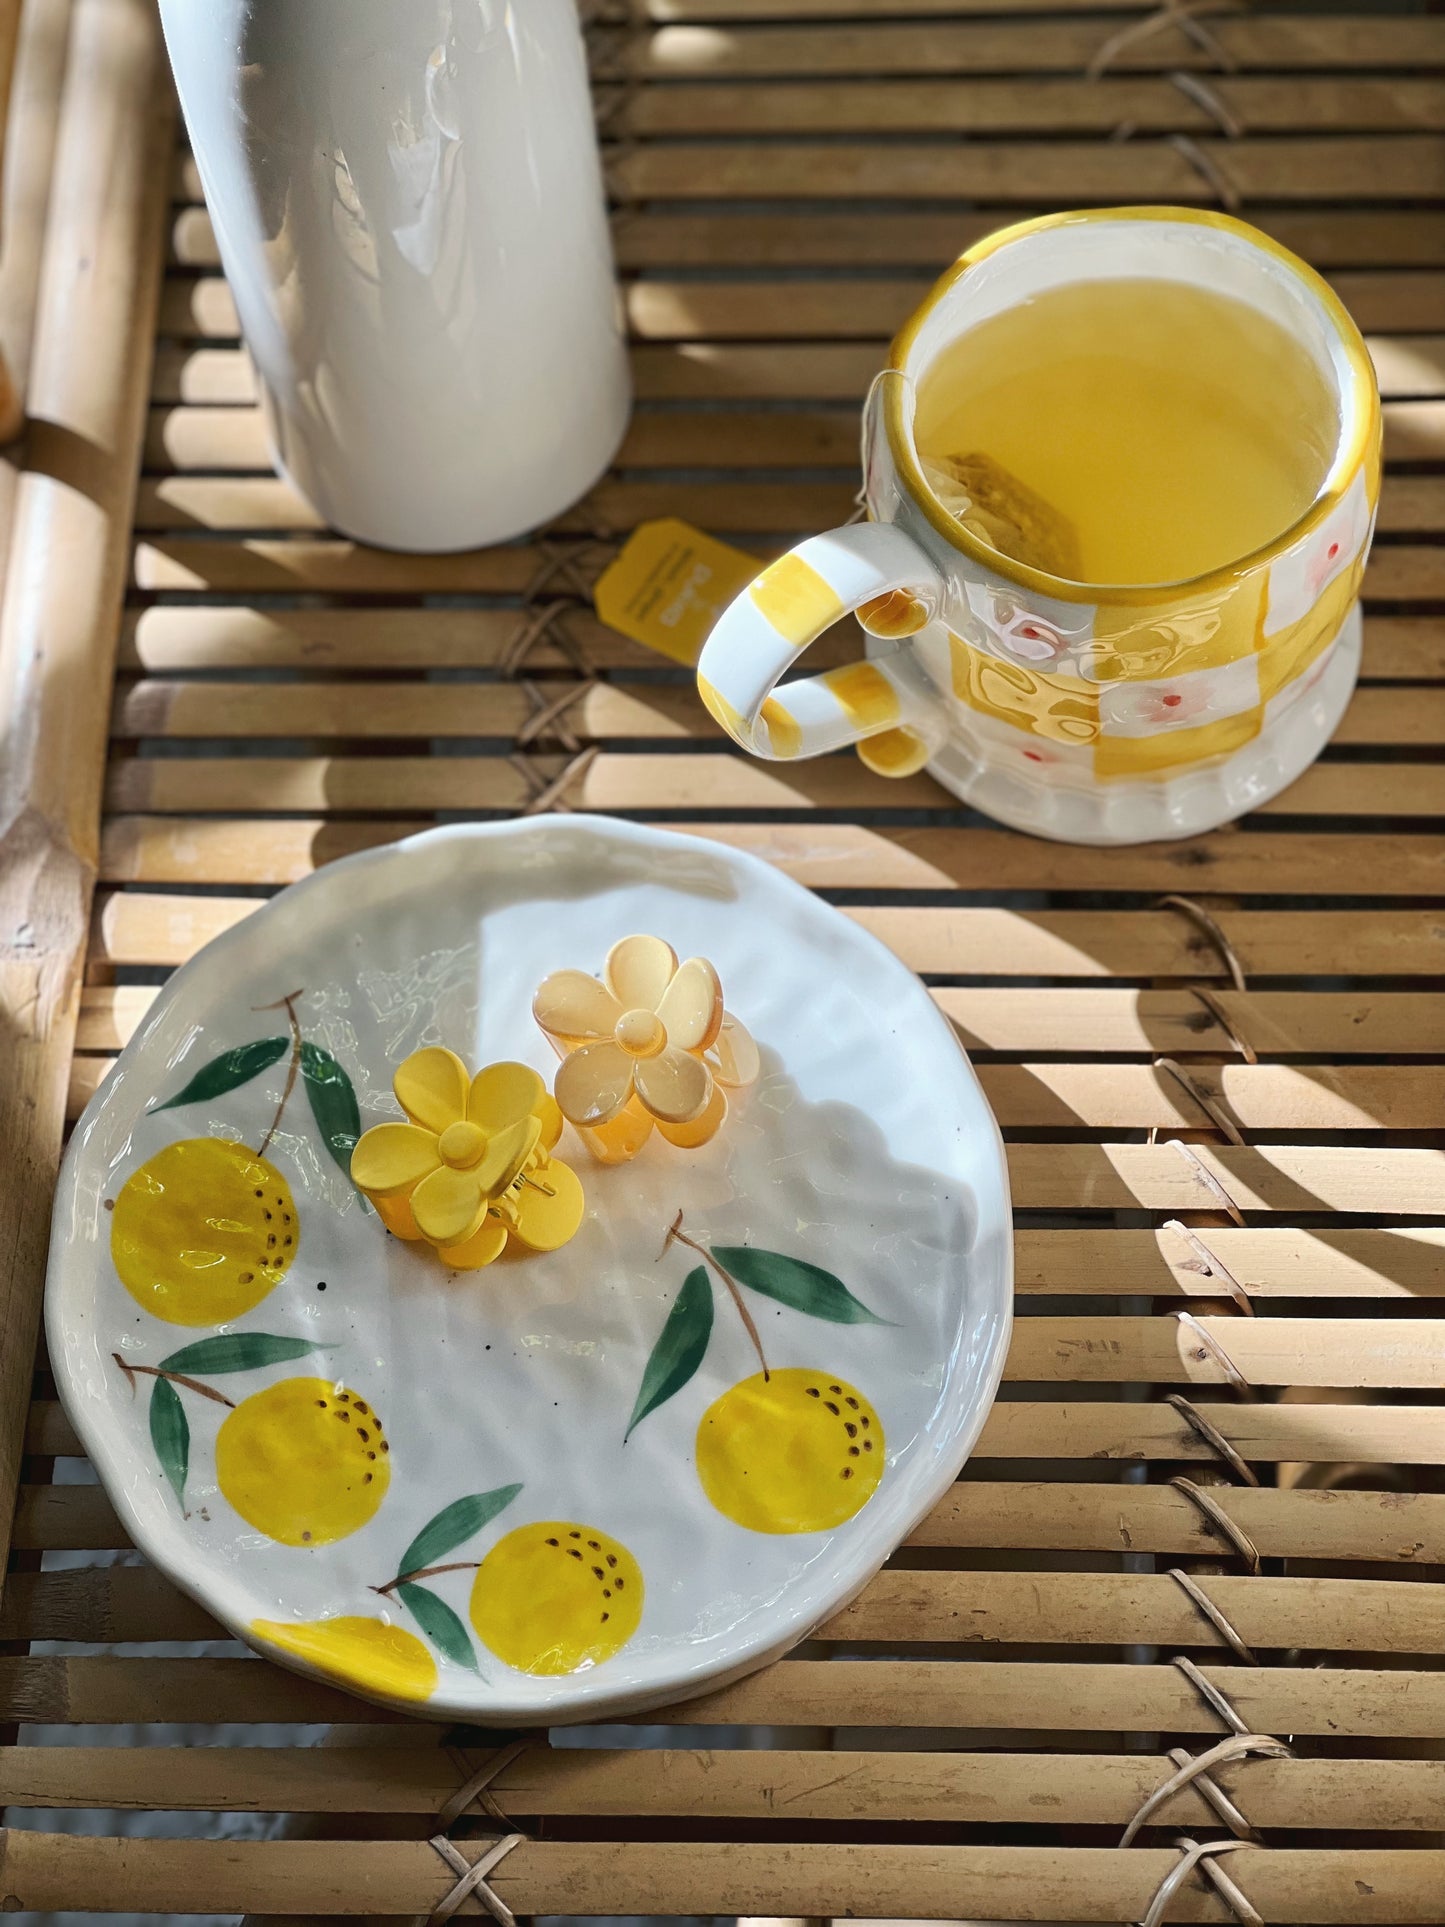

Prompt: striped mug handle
[{"left": 696, "top": 524, "right": 946, "bottom": 774}]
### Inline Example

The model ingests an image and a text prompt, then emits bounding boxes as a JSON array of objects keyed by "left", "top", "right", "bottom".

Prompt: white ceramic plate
[{"left": 48, "top": 818, "right": 1012, "bottom": 1724}]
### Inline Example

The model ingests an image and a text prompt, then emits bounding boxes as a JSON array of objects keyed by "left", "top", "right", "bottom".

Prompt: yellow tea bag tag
[{"left": 594, "top": 518, "right": 760, "bottom": 668}]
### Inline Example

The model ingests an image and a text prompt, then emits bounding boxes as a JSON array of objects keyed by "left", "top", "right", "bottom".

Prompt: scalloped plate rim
[{"left": 46, "top": 815, "right": 1013, "bottom": 1724}]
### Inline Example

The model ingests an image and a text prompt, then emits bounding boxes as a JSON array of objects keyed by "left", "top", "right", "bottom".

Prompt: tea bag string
[{"left": 854, "top": 367, "right": 912, "bottom": 524}]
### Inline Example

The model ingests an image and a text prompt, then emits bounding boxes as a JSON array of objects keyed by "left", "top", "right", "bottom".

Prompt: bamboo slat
[
  {"left": 611, "top": 207, "right": 1445, "bottom": 271},
  {"left": 99, "top": 739, "right": 1445, "bottom": 824},
  {"left": 4, "top": 1832, "right": 1445, "bottom": 1924},
  {"left": 612, "top": 76, "right": 1445, "bottom": 139},
  {"left": 164, "top": 205, "right": 1445, "bottom": 272},
  {"left": 121, "top": 477, "right": 1445, "bottom": 542},
  {"left": 90, "top": 882, "right": 1445, "bottom": 978},
  {"left": 137, "top": 398, "right": 1445, "bottom": 477},
  {"left": 2, "top": 1743, "right": 1443, "bottom": 1833},
  {"left": 148, "top": 337, "right": 1445, "bottom": 407},
  {"left": 630, "top": 19, "right": 1445, "bottom": 78},
  {"left": 102, "top": 680, "right": 1445, "bottom": 759},
  {"left": 27, "top": 1389, "right": 1445, "bottom": 1464},
  {"left": 5, "top": 1654, "right": 1445, "bottom": 1735},
  {"left": 111, "top": 605, "right": 1445, "bottom": 681},
  {"left": 6, "top": 1563, "right": 1444, "bottom": 1654},
  {"left": 610, "top": 138, "right": 1445, "bottom": 204},
  {"left": 61, "top": 1054, "right": 1445, "bottom": 1134},
  {"left": 154, "top": 268, "right": 1445, "bottom": 343},
  {"left": 16, "top": 1479, "right": 1444, "bottom": 1564},
  {"left": 86, "top": 792, "right": 1445, "bottom": 896},
  {"left": 74, "top": 981, "right": 1445, "bottom": 1060}
]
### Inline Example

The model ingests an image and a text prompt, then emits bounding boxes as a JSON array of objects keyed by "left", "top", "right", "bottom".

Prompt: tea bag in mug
[{"left": 920, "top": 452, "right": 1084, "bottom": 581}]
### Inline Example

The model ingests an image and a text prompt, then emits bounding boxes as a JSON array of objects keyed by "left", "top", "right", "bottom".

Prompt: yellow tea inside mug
[{"left": 912, "top": 277, "right": 1337, "bottom": 587}]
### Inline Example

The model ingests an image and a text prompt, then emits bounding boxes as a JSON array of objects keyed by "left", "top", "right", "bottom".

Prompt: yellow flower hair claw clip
[
  {"left": 533, "top": 934, "right": 759, "bottom": 1165},
  {"left": 350, "top": 1049, "right": 583, "bottom": 1269}
]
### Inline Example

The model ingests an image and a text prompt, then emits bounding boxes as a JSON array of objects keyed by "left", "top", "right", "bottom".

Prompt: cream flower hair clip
[{"left": 533, "top": 934, "right": 759, "bottom": 1164}]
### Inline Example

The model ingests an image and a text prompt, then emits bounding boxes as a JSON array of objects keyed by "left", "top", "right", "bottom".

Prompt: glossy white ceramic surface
[
  {"left": 157, "top": 0, "right": 631, "bottom": 550},
  {"left": 48, "top": 820, "right": 1013, "bottom": 1724}
]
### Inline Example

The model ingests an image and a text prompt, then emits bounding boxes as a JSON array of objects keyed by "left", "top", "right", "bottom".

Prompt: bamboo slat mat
[{"left": 3, "top": 0, "right": 1445, "bottom": 1920}]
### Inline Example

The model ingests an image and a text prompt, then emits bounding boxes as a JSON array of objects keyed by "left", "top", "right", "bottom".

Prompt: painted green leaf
[
  {"left": 150, "top": 1376, "right": 190, "bottom": 1508},
  {"left": 159, "top": 1333, "right": 324, "bottom": 1376},
  {"left": 301, "top": 1042, "right": 362, "bottom": 1177},
  {"left": 626, "top": 1265, "right": 714, "bottom": 1439},
  {"left": 149, "top": 1037, "right": 289, "bottom": 1114},
  {"left": 398, "top": 1485, "right": 523, "bottom": 1580},
  {"left": 712, "top": 1246, "right": 889, "bottom": 1325},
  {"left": 397, "top": 1582, "right": 479, "bottom": 1674}
]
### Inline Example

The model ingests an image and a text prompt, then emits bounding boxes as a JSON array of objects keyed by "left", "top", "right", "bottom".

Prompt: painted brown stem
[
  {"left": 372, "top": 1559, "right": 482, "bottom": 1598},
  {"left": 112, "top": 1355, "right": 235, "bottom": 1409},
  {"left": 663, "top": 1209, "right": 770, "bottom": 1380},
  {"left": 253, "top": 988, "right": 304, "bottom": 1161}
]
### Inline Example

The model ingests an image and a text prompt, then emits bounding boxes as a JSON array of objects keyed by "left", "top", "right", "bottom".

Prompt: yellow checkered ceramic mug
[{"left": 696, "top": 208, "right": 1381, "bottom": 844}]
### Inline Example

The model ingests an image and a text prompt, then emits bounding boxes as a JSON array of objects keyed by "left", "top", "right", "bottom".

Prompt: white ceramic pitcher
[{"left": 158, "top": 0, "right": 631, "bottom": 552}]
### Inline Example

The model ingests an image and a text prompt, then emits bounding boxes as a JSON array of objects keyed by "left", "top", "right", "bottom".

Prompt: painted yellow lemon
[
  {"left": 696, "top": 1368, "right": 884, "bottom": 1534},
  {"left": 469, "top": 1521, "right": 643, "bottom": 1675},
  {"left": 251, "top": 1615, "right": 436, "bottom": 1703},
  {"left": 217, "top": 1377, "right": 390, "bottom": 1546},
  {"left": 110, "top": 1137, "right": 298, "bottom": 1326}
]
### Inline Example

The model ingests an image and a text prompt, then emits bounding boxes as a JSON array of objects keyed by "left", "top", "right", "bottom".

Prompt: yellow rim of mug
[{"left": 884, "top": 205, "right": 1382, "bottom": 609}]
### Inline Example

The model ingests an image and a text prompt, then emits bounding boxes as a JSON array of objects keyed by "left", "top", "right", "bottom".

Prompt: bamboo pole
[{"left": 0, "top": 0, "right": 173, "bottom": 1608}]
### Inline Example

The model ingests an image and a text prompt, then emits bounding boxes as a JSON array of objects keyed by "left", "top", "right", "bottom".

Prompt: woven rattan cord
[
  {"left": 1163, "top": 1223, "right": 1254, "bottom": 1319},
  {"left": 1153, "top": 1058, "right": 1246, "bottom": 1147},
  {"left": 1140, "top": 1837, "right": 1262, "bottom": 1927},
  {"left": 1189, "top": 985, "right": 1258, "bottom": 1063},
  {"left": 510, "top": 743, "right": 601, "bottom": 815},
  {"left": 517, "top": 680, "right": 592, "bottom": 753},
  {"left": 421, "top": 1740, "right": 534, "bottom": 1926},
  {"left": 1166, "top": 1567, "right": 1259, "bottom": 1663},
  {"left": 1169, "top": 1139, "right": 1247, "bottom": 1225},
  {"left": 1163, "top": 1744, "right": 1259, "bottom": 1843},
  {"left": 1143, "top": 1669, "right": 1285, "bottom": 1917},
  {"left": 1119, "top": 1732, "right": 1291, "bottom": 1847},
  {"left": 1121, "top": 1659, "right": 1292, "bottom": 1925},
  {"left": 1166, "top": 1392, "right": 1261, "bottom": 1486},
  {"left": 1169, "top": 1478, "right": 1262, "bottom": 1571},
  {"left": 426, "top": 1832, "right": 526, "bottom": 1927},
  {"left": 438, "top": 1740, "right": 530, "bottom": 1832},
  {"left": 592, "top": 75, "right": 641, "bottom": 138},
  {"left": 1169, "top": 68, "right": 1246, "bottom": 137},
  {"left": 1173, "top": 1309, "right": 1253, "bottom": 1394},
  {"left": 522, "top": 539, "right": 616, "bottom": 604},
  {"left": 1155, "top": 895, "right": 1249, "bottom": 993},
  {"left": 1175, "top": 1655, "right": 1251, "bottom": 1736},
  {"left": 1168, "top": 135, "right": 1242, "bottom": 212},
  {"left": 499, "top": 601, "right": 592, "bottom": 678},
  {"left": 1096, "top": 7, "right": 1244, "bottom": 212},
  {"left": 1088, "top": 0, "right": 1242, "bottom": 81}
]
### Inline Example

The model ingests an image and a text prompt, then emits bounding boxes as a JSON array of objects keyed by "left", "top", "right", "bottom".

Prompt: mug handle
[{"left": 696, "top": 523, "right": 946, "bottom": 770}]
